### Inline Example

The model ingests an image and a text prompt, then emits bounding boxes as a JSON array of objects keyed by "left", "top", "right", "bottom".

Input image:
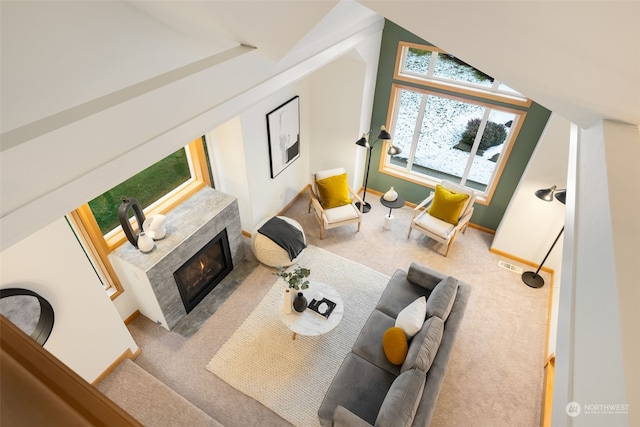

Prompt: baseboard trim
[
  {"left": 467, "top": 223, "right": 495, "bottom": 234},
  {"left": 124, "top": 310, "right": 140, "bottom": 325},
  {"left": 489, "top": 247, "right": 554, "bottom": 275},
  {"left": 243, "top": 185, "right": 312, "bottom": 237}
]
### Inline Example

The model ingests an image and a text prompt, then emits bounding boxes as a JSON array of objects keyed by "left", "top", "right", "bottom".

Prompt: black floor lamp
[
  {"left": 355, "top": 126, "right": 401, "bottom": 213},
  {"left": 522, "top": 185, "right": 567, "bottom": 289}
]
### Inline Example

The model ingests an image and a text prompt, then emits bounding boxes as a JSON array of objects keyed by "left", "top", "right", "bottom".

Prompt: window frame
[
  {"left": 394, "top": 41, "right": 532, "bottom": 108},
  {"left": 68, "top": 137, "right": 211, "bottom": 299},
  {"left": 380, "top": 42, "right": 531, "bottom": 205}
]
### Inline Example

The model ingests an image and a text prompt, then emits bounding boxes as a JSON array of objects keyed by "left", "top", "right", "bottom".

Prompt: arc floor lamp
[
  {"left": 522, "top": 185, "right": 567, "bottom": 288},
  {"left": 355, "top": 126, "right": 401, "bottom": 213}
]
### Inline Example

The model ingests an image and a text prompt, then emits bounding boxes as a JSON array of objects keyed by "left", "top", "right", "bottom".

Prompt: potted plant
[
  {"left": 276, "top": 265, "right": 310, "bottom": 313},
  {"left": 275, "top": 265, "right": 310, "bottom": 290}
]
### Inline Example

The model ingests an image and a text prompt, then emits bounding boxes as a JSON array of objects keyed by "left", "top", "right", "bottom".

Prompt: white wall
[
  {"left": 309, "top": 57, "right": 364, "bottom": 178},
  {"left": 308, "top": 35, "right": 382, "bottom": 190},
  {"left": 492, "top": 113, "right": 570, "bottom": 355},
  {"left": 552, "top": 121, "right": 631, "bottom": 426},
  {"left": 0, "top": 219, "right": 138, "bottom": 383},
  {"left": 206, "top": 117, "right": 252, "bottom": 230},
  {"left": 602, "top": 121, "right": 639, "bottom": 426},
  {"left": 240, "top": 85, "right": 312, "bottom": 229},
  {"left": 493, "top": 113, "right": 570, "bottom": 271}
]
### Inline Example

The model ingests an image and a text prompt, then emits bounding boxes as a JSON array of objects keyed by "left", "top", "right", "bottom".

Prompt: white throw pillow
[{"left": 395, "top": 296, "right": 427, "bottom": 339}]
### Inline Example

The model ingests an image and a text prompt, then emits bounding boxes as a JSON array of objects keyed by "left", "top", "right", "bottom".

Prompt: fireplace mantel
[{"left": 110, "top": 187, "right": 245, "bottom": 330}]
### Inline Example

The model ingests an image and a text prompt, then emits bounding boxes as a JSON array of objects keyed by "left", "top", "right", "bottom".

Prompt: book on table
[{"left": 307, "top": 298, "right": 336, "bottom": 319}]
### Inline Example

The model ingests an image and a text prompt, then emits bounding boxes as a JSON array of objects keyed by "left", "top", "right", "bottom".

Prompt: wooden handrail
[
  {"left": 1, "top": 315, "right": 142, "bottom": 426},
  {"left": 540, "top": 353, "right": 555, "bottom": 427}
]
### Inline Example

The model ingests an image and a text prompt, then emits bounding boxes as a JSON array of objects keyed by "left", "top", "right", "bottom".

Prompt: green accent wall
[{"left": 366, "top": 20, "right": 552, "bottom": 231}]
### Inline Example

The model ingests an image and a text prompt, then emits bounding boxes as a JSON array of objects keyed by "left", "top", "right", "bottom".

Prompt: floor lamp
[
  {"left": 521, "top": 185, "right": 567, "bottom": 289},
  {"left": 355, "top": 126, "right": 401, "bottom": 213}
]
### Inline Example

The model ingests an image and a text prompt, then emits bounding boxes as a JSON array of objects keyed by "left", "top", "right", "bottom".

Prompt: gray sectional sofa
[{"left": 318, "top": 262, "right": 471, "bottom": 427}]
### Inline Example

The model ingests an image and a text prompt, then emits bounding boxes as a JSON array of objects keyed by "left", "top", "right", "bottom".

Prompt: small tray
[{"left": 307, "top": 298, "right": 336, "bottom": 319}]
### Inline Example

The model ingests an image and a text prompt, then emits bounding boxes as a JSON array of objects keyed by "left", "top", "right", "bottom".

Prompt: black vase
[{"left": 292, "top": 292, "right": 308, "bottom": 313}]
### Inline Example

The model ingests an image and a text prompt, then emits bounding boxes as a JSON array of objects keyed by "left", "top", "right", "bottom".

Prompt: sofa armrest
[
  {"left": 333, "top": 406, "right": 373, "bottom": 427},
  {"left": 407, "top": 262, "right": 450, "bottom": 290}
]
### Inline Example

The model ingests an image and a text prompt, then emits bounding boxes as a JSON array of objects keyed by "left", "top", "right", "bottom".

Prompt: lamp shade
[
  {"left": 387, "top": 145, "right": 401, "bottom": 155},
  {"left": 377, "top": 126, "right": 392, "bottom": 140},
  {"left": 355, "top": 134, "right": 368, "bottom": 147},
  {"left": 534, "top": 185, "right": 557, "bottom": 202},
  {"left": 555, "top": 189, "right": 567, "bottom": 205}
]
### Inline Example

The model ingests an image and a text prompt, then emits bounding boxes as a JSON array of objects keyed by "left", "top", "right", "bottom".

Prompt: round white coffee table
[{"left": 280, "top": 281, "right": 344, "bottom": 340}]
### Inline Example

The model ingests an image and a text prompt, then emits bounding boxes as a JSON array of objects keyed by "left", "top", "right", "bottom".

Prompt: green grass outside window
[{"left": 88, "top": 148, "right": 190, "bottom": 234}]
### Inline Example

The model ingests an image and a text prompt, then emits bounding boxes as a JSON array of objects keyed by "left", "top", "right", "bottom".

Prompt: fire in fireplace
[{"left": 173, "top": 229, "right": 233, "bottom": 313}]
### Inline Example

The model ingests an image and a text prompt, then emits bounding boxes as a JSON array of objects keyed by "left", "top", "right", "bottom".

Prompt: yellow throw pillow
[
  {"left": 382, "top": 327, "right": 409, "bottom": 365},
  {"left": 428, "top": 185, "right": 469, "bottom": 225},
  {"left": 315, "top": 173, "right": 352, "bottom": 209}
]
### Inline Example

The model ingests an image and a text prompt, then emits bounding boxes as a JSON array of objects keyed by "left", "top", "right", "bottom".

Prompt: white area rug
[{"left": 206, "top": 245, "right": 389, "bottom": 427}]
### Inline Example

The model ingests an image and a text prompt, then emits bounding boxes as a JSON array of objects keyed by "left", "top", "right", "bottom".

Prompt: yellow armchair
[
  {"left": 308, "top": 168, "right": 364, "bottom": 239},
  {"left": 408, "top": 180, "right": 475, "bottom": 256}
]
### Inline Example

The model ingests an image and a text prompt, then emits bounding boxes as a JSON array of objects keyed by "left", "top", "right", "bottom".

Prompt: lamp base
[
  {"left": 521, "top": 271, "right": 545, "bottom": 288},
  {"left": 355, "top": 201, "right": 371, "bottom": 213}
]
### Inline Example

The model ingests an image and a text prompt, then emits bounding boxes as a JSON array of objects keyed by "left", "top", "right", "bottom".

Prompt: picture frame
[{"left": 266, "top": 96, "right": 300, "bottom": 178}]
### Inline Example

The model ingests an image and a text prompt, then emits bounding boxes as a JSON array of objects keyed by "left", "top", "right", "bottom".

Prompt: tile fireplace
[{"left": 110, "top": 187, "right": 245, "bottom": 330}]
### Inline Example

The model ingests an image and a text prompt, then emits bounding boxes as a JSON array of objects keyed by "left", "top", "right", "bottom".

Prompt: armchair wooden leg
[
  {"left": 444, "top": 231, "right": 460, "bottom": 257},
  {"left": 407, "top": 225, "right": 413, "bottom": 239}
]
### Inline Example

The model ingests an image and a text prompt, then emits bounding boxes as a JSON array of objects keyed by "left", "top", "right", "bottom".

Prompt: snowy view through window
[{"left": 389, "top": 47, "right": 523, "bottom": 191}]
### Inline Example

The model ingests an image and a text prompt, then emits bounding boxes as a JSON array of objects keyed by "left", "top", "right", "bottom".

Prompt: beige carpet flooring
[{"left": 98, "top": 192, "right": 551, "bottom": 427}]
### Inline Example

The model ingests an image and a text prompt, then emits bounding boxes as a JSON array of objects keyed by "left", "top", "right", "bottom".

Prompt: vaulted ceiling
[
  {"left": 2, "top": 0, "right": 637, "bottom": 143},
  {"left": 130, "top": 0, "right": 640, "bottom": 128}
]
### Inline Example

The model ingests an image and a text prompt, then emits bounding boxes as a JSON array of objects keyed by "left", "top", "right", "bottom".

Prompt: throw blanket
[{"left": 258, "top": 217, "right": 306, "bottom": 261}]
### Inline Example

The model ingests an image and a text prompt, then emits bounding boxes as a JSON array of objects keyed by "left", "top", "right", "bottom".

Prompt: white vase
[
  {"left": 143, "top": 214, "right": 167, "bottom": 240},
  {"left": 383, "top": 186, "right": 398, "bottom": 202},
  {"left": 137, "top": 231, "right": 156, "bottom": 253},
  {"left": 283, "top": 288, "right": 293, "bottom": 314}
]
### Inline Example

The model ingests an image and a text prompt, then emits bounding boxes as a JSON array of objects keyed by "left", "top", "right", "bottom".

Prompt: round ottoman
[{"left": 251, "top": 216, "right": 306, "bottom": 267}]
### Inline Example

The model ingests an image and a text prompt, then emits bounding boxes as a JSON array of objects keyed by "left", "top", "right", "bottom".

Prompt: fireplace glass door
[{"left": 173, "top": 229, "right": 233, "bottom": 313}]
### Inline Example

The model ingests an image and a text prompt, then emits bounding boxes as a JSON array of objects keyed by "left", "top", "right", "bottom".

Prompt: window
[
  {"left": 394, "top": 42, "right": 530, "bottom": 107},
  {"left": 68, "top": 137, "right": 211, "bottom": 298},
  {"left": 381, "top": 42, "right": 530, "bottom": 203},
  {"left": 89, "top": 148, "right": 192, "bottom": 236}
]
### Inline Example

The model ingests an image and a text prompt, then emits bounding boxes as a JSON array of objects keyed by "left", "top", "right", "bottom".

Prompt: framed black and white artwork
[{"left": 266, "top": 96, "right": 300, "bottom": 178}]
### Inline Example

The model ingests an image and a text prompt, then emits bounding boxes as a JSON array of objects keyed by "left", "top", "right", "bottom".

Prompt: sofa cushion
[
  {"left": 406, "top": 262, "right": 449, "bottom": 291},
  {"left": 401, "top": 316, "right": 444, "bottom": 373},
  {"left": 395, "top": 296, "right": 426, "bottom": 338},
  {"left": 382, "top": 327, "right": 409, "bottom": 365},
  {"left": 333, "top": 406, "right": 375, "bottom": 427},
  {"left": 352, "top": 310, "right": 399, "bottom": 375},
  {"left": 376, "top": 271, "right": 429, "bottom": 319},
  {"left": 374, "top": 368, "right": 426, "bottom": 427},
  {"left": 425, "top": 276, "right": 458, "bottom": 321},
  {"left": 318, "top": 352, "right": 396, "bottom": 427}
]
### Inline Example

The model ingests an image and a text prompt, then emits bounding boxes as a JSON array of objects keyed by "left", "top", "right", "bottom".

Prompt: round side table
[
  {"left": 280, "top": 281, "right": 343, "bottom": 340},
  {"left": 380, "top": 195, "right": 405, "bottom": 230}
]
